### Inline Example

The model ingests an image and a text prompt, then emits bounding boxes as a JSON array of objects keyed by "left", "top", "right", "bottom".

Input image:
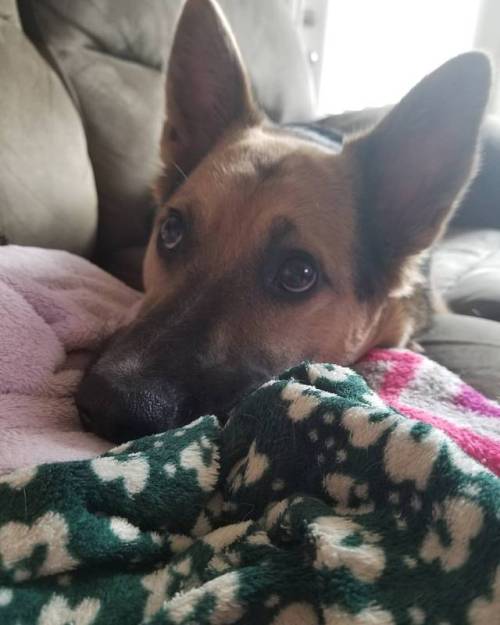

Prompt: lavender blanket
[{"left": 0, "top": 247, "right": 140, "bottom": 472}]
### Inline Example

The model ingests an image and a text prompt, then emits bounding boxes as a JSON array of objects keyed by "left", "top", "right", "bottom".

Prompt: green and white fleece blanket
[{"left": 1, "top": 362, "right": 499, "bottom": 625}]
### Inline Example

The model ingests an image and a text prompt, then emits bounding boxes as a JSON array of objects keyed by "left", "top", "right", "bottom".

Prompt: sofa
[{"left": 1, "top": 0, "right": 499, "bottom": 399}]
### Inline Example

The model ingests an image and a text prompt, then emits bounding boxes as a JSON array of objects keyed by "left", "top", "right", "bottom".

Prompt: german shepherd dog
[{"left": 77, "top": 0, "right": 491, "bottom": 443}]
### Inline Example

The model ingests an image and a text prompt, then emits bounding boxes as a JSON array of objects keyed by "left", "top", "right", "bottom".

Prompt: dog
[{"left": 76, "top": 0, "right": 491, "bottom": 443}]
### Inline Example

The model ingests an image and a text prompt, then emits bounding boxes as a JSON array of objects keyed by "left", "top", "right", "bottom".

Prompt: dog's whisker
[{"left": 170, "top": 160, "right": 188, "bottom": 182}]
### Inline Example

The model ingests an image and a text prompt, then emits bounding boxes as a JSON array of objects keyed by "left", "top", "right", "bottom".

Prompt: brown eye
[
  {"left": 160, "top": 210, "right": 185, "bottom": 250},
  {"left": 277, "top": 255, "right": 318, "bottom": 293}
]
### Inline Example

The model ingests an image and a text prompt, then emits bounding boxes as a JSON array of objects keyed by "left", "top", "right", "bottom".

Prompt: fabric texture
[
  {"left": 356, "top": 349, "right": 500, "bottom": 475},
  {"left": 0, "top": 363, "right": 499, "bottom": 625},
  {"left": 0, "top": 1, "right": 97, "bottom": 255},
  {"left": 431, "top": 229, "right": 500, "bottom": 322},
  {"left": 0, "top": 246, "right": 140, "bottom": 472},
  {"left": 0, "top": 246, "right": 500, "bottom": 623},
  {"left": 418, "top": 313, "right": 500, "bottom": 401}
]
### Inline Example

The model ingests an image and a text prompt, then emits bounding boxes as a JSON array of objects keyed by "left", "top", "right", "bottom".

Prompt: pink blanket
[
  {"left": 1, "top": 246, "right": 499, "bottom": 475},
  {"left": 356, "top": 351, "right": 500, "bottom": 475},
  {"left": 0, "top": 246, "right": 141, "bottom": 472}
]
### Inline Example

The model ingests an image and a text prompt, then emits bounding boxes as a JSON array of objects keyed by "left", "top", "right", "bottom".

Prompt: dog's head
[{"left": 77, "top": 0, "right": 491, "bottom": 442}]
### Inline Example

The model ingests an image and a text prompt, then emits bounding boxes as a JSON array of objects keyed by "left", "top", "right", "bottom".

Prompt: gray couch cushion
[
  {"left": 432, "top": 229, "right": 500, "bottom": 321},
  {"left": 19, "top": 0, "right": 170, "bottom": 280},
  {"left": 452, "top": 116, "right": 500, "bottom": 230},
  {"left": 0, "top": 0, "right": 96, "bottom": 255},
  {"left": 0, "top": 0, "right": 19, "bottom": 25},
  {"left": 418, "top": 313, "right": 500, "bottom": 400},
  {"left": 218, "top": 0, "right": 315, "bottom": 123}
]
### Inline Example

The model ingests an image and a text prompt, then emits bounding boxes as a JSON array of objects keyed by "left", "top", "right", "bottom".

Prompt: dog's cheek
[{"left": 265, "top": 296, "right": 379, "bottom": 367}]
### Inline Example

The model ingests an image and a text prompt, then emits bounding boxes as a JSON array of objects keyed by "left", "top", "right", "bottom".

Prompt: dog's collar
[{"left": 284, "top": 123, "right": 343, "bottom": 153}]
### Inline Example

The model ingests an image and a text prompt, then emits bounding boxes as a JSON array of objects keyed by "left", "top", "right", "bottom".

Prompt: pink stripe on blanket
[
  {"left": 363, "top": 349, "right": 421, "bottom": 399},
  {"left": 359, "top": 349, "right": 500, "bottom": 475},
  {"left": 391, "top": 400, "right": 500, "bottom": 475},
  {"left": 454, "top": 386, "right": 500, "bottom": 418}
]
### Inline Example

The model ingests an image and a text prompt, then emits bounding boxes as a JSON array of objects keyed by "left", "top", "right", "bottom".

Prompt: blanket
[
  {"left": 356, "top": 350, "right": 500, "bottom": 475},
  {"left": 0, "top": 246, "right": 500, "bottom": 624},
  {"left": 0, "top": 362, "right": 499, "bottom": 625},
  {"left": 0, "top": 246, "right": 140, "bottom": 472}
]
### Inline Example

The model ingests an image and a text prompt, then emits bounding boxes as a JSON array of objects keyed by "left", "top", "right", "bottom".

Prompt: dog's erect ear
[
  {"left": 350, "top": 52, "right": 491, "bottom": 293},
  {"left": 158, "top": 0, "right": 258, "bottom": 198}
]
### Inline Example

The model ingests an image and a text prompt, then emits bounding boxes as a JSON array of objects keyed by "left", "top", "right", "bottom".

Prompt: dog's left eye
[
  {"left": 276, "top": 255, "right": 318, "bottom": 294},
  {"left": 160, "top": 210, "right": 185, "bottom": 250}
]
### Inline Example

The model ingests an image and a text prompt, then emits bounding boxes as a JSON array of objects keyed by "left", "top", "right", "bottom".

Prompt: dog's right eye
[
  {"left": 264, "top": 251, "right": 320, "bottom": 300},
  {"left": 159, "top": 210, "right": 185, "bottom": 250},
  {"left": 277, "top": 255, "right": 318, "bottom": 294}
]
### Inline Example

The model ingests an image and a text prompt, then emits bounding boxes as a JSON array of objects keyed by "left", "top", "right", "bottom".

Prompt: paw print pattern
[{"left": 0, "top": 366, "right": 498, "bottom": 625}]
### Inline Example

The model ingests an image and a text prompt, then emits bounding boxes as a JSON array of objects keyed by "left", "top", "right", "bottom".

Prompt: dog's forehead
[
  {"left": 201, "top": 125, "right": 340, "bottom": 189},
  {"left": 175, "top": 125, "right": 355, "bottom": 235},
  {"left": 194, "top": 125, "right": 355, "bottom": 262},
  {"left": 145, "top": 124, "right": 357, "bottom": 296}
]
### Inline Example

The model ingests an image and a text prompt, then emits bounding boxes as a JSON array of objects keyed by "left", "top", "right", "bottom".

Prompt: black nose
[{"left": 76, "top": 372, "right": 188, "bottom": 443}]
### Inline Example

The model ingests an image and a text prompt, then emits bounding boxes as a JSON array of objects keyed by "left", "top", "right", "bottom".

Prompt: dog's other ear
[
  {"left": 159, "top": 0, "right": 258, "bottom": 198},
  {"left": 350, "top": 52, "right": 491, "bottom": 294}
]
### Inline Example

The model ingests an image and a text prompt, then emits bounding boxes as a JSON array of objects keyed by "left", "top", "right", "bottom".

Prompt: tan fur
[{"left": 143, "top": 123, "right": 386, "bottom": 367}]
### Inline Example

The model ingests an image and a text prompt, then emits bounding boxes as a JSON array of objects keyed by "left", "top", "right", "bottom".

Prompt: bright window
[{"left": 318, "top": 0, "right": 482, "bottom": 115}]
